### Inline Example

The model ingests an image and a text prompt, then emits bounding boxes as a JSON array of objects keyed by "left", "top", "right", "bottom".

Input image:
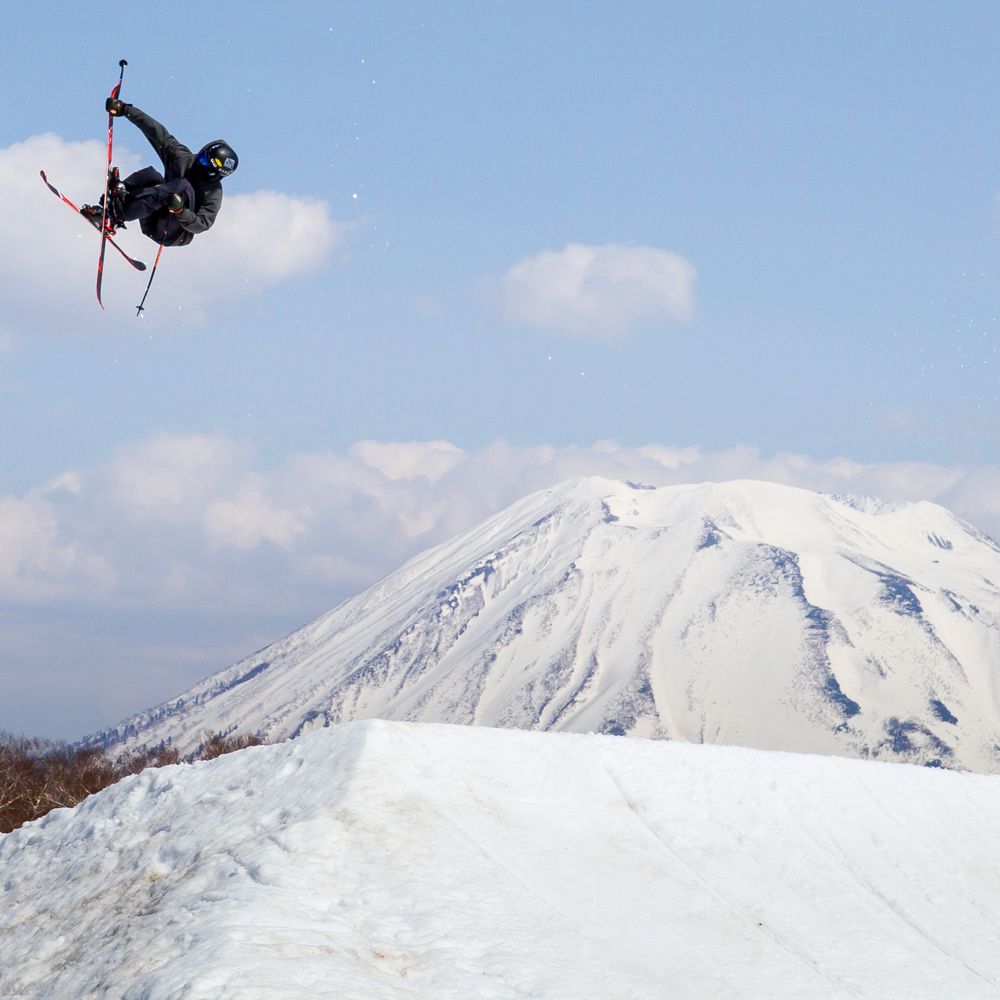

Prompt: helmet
[{"left": 196, "top": 140, "right": 238, "bottom": 178}]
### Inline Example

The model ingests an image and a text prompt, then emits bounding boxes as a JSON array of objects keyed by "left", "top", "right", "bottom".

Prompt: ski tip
[{"left": 39, "top": 170, "right": 60, "bottom": 197}]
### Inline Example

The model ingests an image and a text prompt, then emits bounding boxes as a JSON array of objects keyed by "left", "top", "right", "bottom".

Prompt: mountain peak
[{"left": 95, "top": 478, "right": 1000, "bottom": 772}]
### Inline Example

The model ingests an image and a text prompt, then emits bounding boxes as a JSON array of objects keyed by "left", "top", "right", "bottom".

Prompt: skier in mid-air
[{"left": 82, "top": 98, "right": 238, "bottom": 247}]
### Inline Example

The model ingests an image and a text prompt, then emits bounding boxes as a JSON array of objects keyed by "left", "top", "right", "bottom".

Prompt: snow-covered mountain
[
  {"left": 4, "top": 721, "right": 1000, "bottom": 999},
  {"left": 98, "top": 477, "right": 1000, "bottom": 770}
]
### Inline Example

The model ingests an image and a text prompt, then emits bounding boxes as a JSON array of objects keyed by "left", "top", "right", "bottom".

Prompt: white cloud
[
  {"left": 0, "top": 496, "right": 65, "bottom": 590},
  {"left": 349, "top": 439, "right": 467, "bottom": 481},
  {"left": 499, "top": 242, "right": 697, "bottom": 340},
  {"left": 0, "top": 493, "right": 114, "bottom": 601},
  {"left": 1, "top": 134, "right": 348, "bottom": 327},
  {"left": 40, "top": 471, "right": 83, "bottom": 497},
  {"left": 107, "top": 432, "right": 248, "bottom": 521},
  {"left": 204, "top": 482, "right": 307, "bottom": 551}
]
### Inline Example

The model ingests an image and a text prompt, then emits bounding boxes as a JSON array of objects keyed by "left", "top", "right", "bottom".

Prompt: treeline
[{"left": 0, "top": 730, "right": 261, "bottom": 834}]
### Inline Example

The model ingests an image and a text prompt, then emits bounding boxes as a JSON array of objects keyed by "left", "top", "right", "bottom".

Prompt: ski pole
[
  {"left": 136, "top": 242, "right": 164, "bottom": 316},
  {"left": 106, "top": 59, "right": 126, "bottom": 176},
  {"left": 96, "top": 59, "right": 128, "bottom": 308}
]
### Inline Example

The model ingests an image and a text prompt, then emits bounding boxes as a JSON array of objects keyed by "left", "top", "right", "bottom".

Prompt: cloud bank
[
  {"left": 2, "top": 134, "right": 348, "bottom": 327},
  {"left": 2, "top": 432, "right": 995, "bottom": 614},
  {"left": 500, "top": 242, "right": 697, "bottom": 339}
]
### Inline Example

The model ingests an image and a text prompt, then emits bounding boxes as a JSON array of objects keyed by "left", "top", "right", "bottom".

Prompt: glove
[
  {"left": 166, "top": 192, "right": 185, "bottom": 214},
  {"left": 105, "top": 98, "right": 131, "bottom": 116}
]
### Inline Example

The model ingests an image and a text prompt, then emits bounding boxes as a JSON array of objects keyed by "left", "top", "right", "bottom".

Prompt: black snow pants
[{"left": 122, "top": 167, "right": 197, "bottom": 247}]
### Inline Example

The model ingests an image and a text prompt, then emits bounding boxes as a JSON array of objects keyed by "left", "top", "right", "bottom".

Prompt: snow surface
[
  {"left": 96, "top": 477, "right": 1000, "bottom": 772},
  {"left": 3, "top": 721, "right": 1000, "bottom": 999}
]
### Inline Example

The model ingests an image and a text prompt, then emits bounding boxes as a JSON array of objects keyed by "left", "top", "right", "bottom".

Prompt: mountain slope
[
  {"left": 4, "top": 722, "right": 1000, "bottom": 999},
  {"left": 99, "top": 477, "right": 1000, "bottom": 770}
]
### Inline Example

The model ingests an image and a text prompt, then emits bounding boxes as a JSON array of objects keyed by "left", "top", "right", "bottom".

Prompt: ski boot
[
  {"left": 81, "top": 168, "right": 128, "bottom": 235},
  {"left": 80, "top": 203, "right": 112, "bottom": 234},
  {"left": 106, "top": 167, "right": 128, "bottom": 228}
]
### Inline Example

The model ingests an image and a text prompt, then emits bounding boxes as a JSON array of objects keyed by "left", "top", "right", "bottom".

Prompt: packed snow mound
[
  {"left": 3, "top": 722, "right": 1000, "bottom": 999},
  {"left": 98, "top": 477, "right": 1000, "bottom": 770}
]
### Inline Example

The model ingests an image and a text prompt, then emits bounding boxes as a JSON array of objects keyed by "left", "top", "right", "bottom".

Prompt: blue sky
[{"left": 3, "top": 1, "right": 1000, "bottom": 738}]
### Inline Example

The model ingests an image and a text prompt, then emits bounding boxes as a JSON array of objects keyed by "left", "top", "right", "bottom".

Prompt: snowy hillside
[
  {"left": 98, "top": 477, "right": 1000, "bottom": 770},
  {"left": 3, "top": 722, "right": 1000, "bottom": 999}
]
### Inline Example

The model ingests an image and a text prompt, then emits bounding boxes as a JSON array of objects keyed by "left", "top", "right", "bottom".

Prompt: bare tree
[{"left": 0, "top": 729, "right": 264, "bottom": 833}]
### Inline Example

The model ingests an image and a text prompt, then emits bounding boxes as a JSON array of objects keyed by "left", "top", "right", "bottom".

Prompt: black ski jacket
[{"left": 123, "top": 105, "right": 223, "bottom": 246}]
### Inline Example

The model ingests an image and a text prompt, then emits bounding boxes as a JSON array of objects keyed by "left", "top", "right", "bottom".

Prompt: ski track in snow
[{"left": 3, "top": 721, "right": 1000, "bottom": 999}]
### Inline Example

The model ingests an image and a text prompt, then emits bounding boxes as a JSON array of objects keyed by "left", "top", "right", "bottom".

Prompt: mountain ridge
[{"left": 93, "top": 477, "right": 1000, "bottom": 771}]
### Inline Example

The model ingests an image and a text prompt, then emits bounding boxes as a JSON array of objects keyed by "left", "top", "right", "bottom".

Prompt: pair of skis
[{"left": 40, "top": 59, "right": 163, "bottom": 315}]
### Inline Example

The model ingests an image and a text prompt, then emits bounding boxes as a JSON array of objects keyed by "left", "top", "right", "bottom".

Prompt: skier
[{"left": 82, "top": 99, "right": 238, "bottom": 247}]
